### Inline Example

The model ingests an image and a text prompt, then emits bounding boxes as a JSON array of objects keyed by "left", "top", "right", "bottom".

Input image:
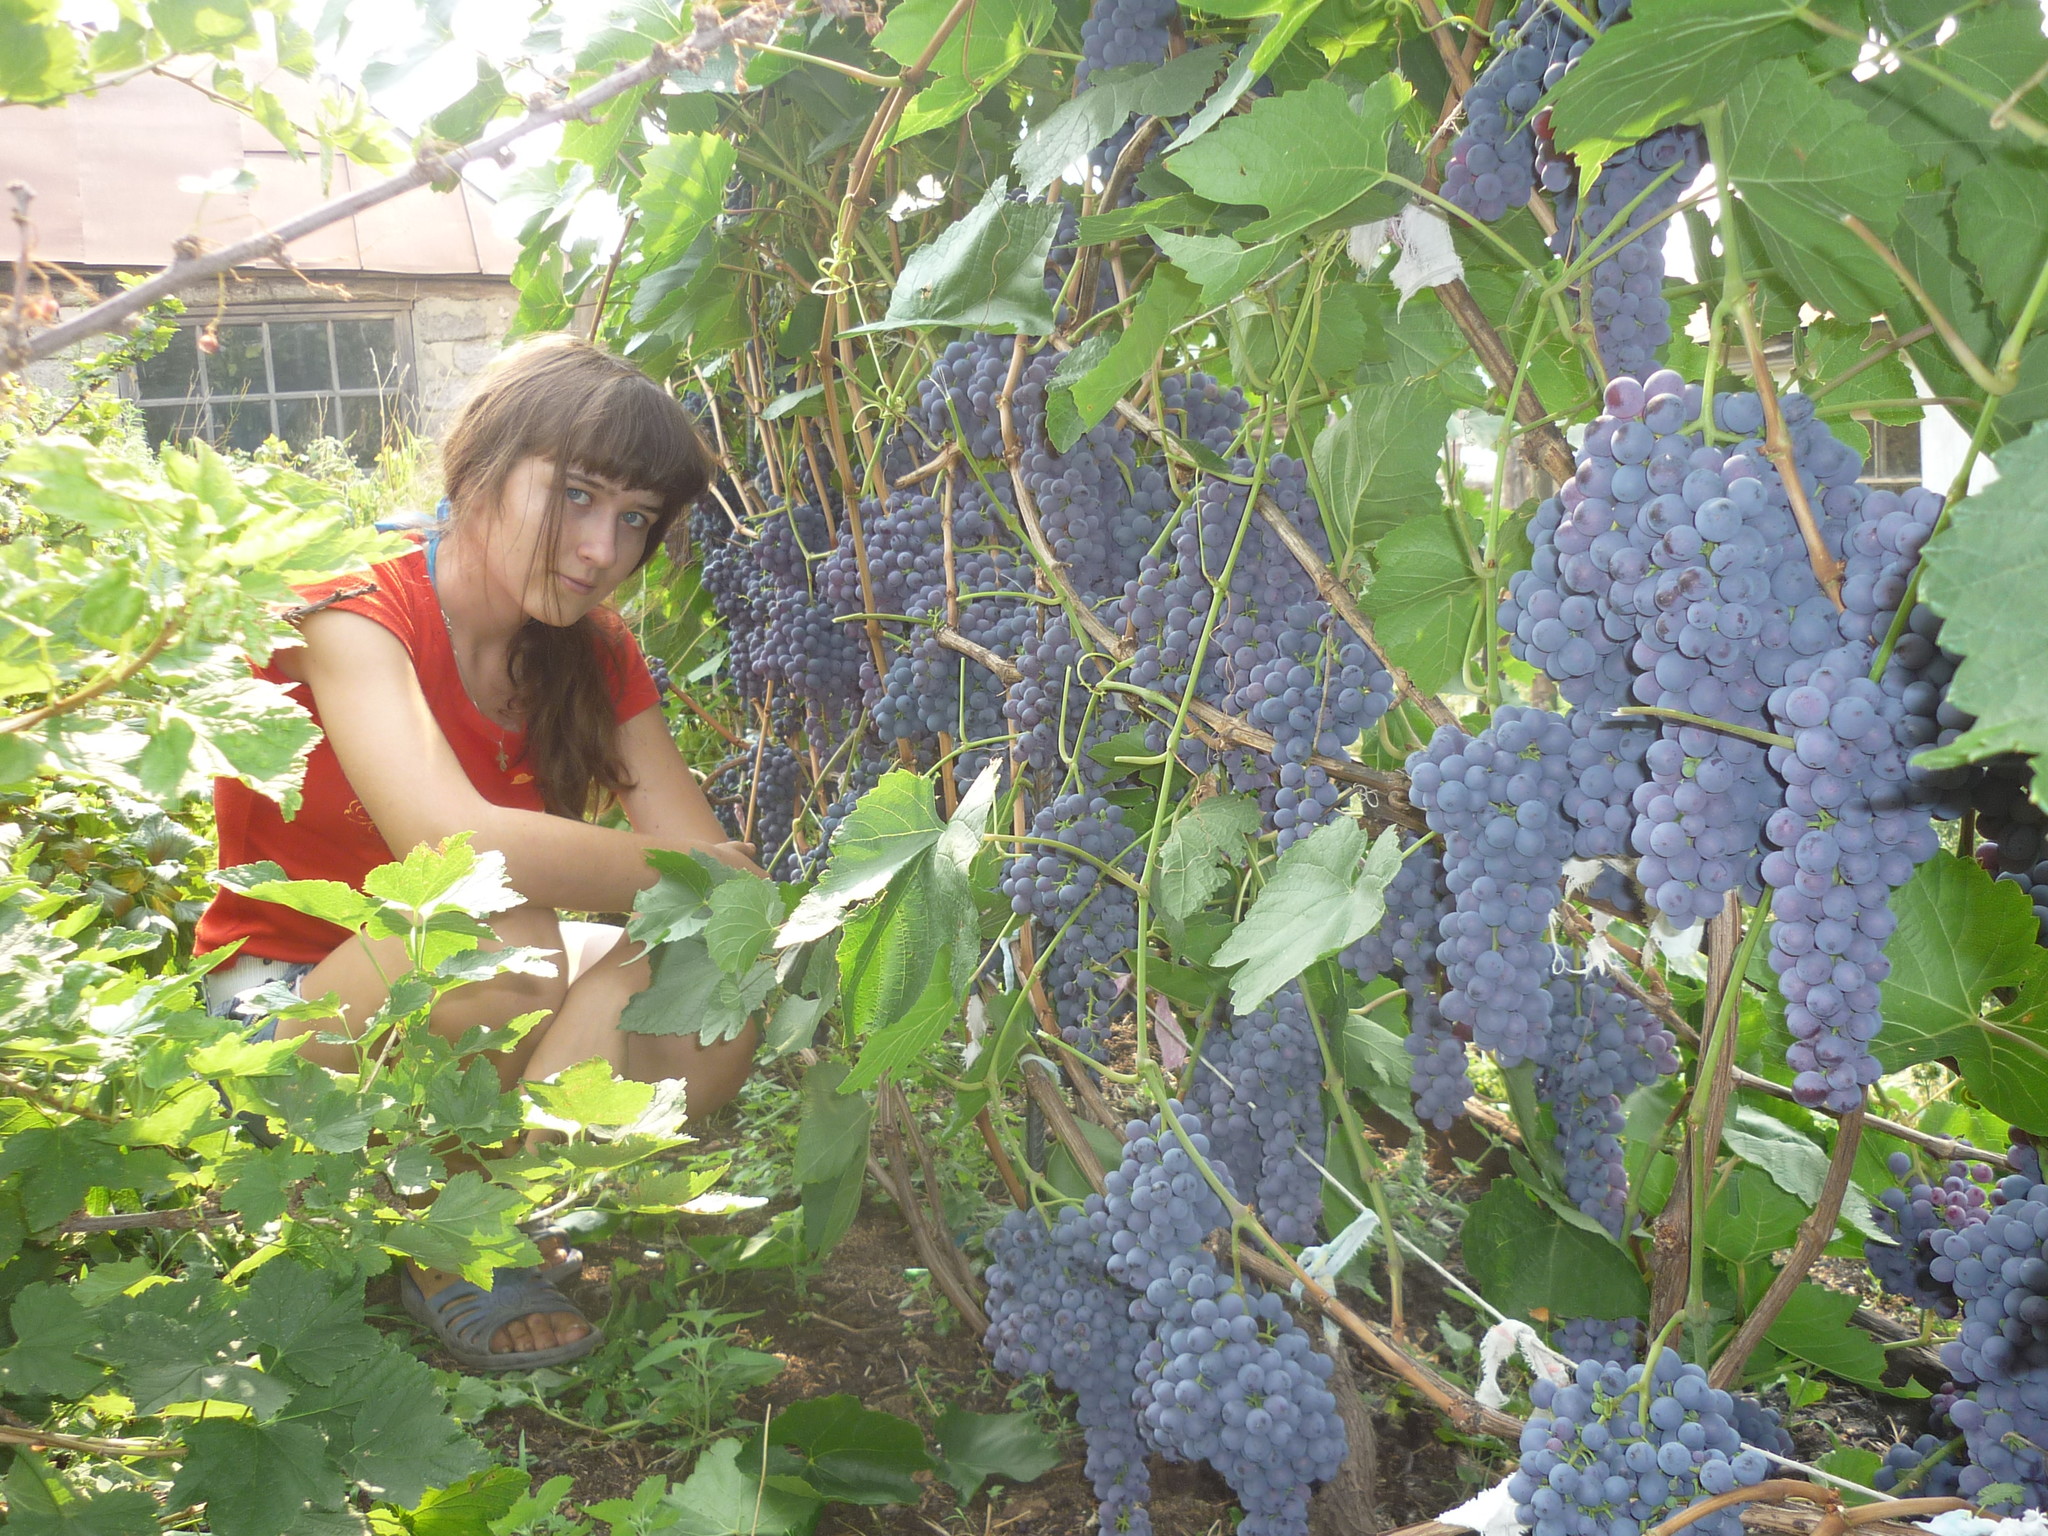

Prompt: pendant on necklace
[{"left": 496, "top": 744, "right": 509, "bottom": 772}]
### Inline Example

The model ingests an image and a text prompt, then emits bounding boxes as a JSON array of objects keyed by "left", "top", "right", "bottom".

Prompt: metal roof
[{"left": 0, "top": 68, "right": 519, "bottom": 278}]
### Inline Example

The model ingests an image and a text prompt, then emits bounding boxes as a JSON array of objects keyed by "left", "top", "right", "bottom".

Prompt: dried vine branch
[
  {"left": 1709, "top": 1104, "right": 1867, "bottom": 1388},
  {"left": 6, "top": 0, "right": 794, "bottom": 374}
]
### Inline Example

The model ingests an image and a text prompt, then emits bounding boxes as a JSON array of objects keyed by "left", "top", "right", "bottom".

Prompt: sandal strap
[{"left": 407, "top": 1268, "right": 592, "bottom": 1355}]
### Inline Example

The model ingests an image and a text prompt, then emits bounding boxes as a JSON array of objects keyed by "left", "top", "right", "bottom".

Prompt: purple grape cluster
[
  {"left": 1875, "top": 1435, "right": 1962, "bottom": 1498},
  {"left": 1002, "top": 792, "right": 1143, "bottom": 1056},
  {"left": 1509, "top": 1349, "right": 1768, "bottom": 1536},
  {"left": 1442, "top": 1, "right": 1631, "bottom": 223},
  {"left": 985, "top": 1108, "right": 1349, "bottom": 1536},
  {"left": 1757, "top": 646, "right": 1938, "bottom": 1111},
  {"left": 1554, "top": 1316, "right": 1639, "bottom": 1367},
  {"left": 1549, "top": 126, "right": 1705, "bottom": 380},
  {"left": 711, "top": 742, "right": 803, "bottom": 879},
  {"left": 1534, "top": 958, "right": 1678, "bottom": 1233},
  {"left": 1186, "top": 983, "right": 1327, "bottom": 1246},
  {"left": 1338, "top": 839, "right": 1469, "bottom": 1128},
  {"left": 1405, "top": 706, "right": 1577, "bottom": 1068}
]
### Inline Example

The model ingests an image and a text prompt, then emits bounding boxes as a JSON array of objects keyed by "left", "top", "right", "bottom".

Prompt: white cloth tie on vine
[
  {"left": 1475, "top": 1319, "right": 1575, "bottom": 1409},
  {"left": 1919, "top": 1514, "right": 2048, "bottom": 1536},
  {"left": 1438, "top": 1475, "right": 1526, "bottom": 1536},
  {"left": 1347, "top": 204, "right": 1463, "bottom": 310}
]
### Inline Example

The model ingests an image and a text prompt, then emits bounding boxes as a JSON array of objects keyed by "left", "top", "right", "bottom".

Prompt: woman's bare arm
[{"left": 288, "top": 609, "right": 752, "bottom": 910}]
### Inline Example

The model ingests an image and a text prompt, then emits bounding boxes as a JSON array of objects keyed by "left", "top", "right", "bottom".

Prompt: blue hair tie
[{"left": 435, "top": 497, "right": 452, "bottom": 522}]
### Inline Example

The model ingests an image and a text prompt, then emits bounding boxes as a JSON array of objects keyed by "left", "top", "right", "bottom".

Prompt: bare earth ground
[{"left": 373, "top": 1182, "right": 1936, "bottom": 1532}]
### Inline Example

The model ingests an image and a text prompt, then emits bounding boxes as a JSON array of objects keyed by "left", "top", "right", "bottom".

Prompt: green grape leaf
[
  {"left": 1154, "top": 792, "right": 1263, "bottom": 922},
  {"left": 701, "top": 873, "right": 785, "bottom": 974},
  {"left": 840, "top": 953, "right": 958, "bottom": 1093},
  {"left": 1542, "top": 0, "right": 1807, "bottom": 169},
  {"left": 169, "top": 1418, "right": 350, "bottom": 1536},
  {"left": 0, "top": 1125, "right": 179, "bottom": 1231},
  {"left": 627, "top": 848, "right": 739, "bottom": 949},
  {"left": 1703, "top": 1165, "right": 1808, "bottom": 1263},
  {"left": 1956, "top": 152, "right": 2048, "bottom": 330},
  {"left": 1, "top": 1454, "right": 158, "bottom": 1536},
  {"left": 836, "top": 858, "right": 954, "bottom": 1039},
  {"left": 876, "top": 0, "right": 1052, "bottom": 144},
  {"left": 1049, "top": 267, "right": 1201, "bottom": 450},
  {"left": 392, "top": 1468, "right": 530, "bottom": 1536},
  {"left": 1723, "top": 1111, "right": 1887, "bottom": 1246},
  {"left": 526, "top": 1058, "right": 657, "bottom": 1130},
  {"left": 1763, "top": 1283, "right": 1893, "bottom": 1389},
  {"left": 851, "top": 183, "right": 1061, "bottom": 336},
  {"left": 1013, "top": 48, "right": 1229, "bottom": 194},
  {"left": 1918, "top": 431, "right": 2048, "bottom": 780},
  {"left": 377, "top": 1172, "right": 529, "bottom": 1285},
  {"left": 780, "top": 772, "right": 945, "bottom": 944},
  {"left": 237, "top": 1260, "right": 385, "bottom": 1388},
  {"left": 1150, "top": 229, "right": 1288, "bottom": 312},
  {"left": 748, "top": 1395, "right": 936, "bottom": 1506},
  {"left": 1213, "top": 821, "right": 1402, "bottom": 1010},
  {"left": 1723, "top": 60, "right": 1912, "bottom": 322},
  {"left": 1875, "top": 853, "right": 2048, "bottom": 1069},
  {"left": 620, "top": 936, "right": 776, "bottom": 1045},
  {"left": 933, "top": 1407, "right": 1062, "bottom": 1502},
  {"left": 0, "top": 1284, "right": 104, "bottom": 1399},
  {"left": 794, "top": 1061, "right": 873, "bottom": 1186},
  {"left": 1797, "top": 319, "right": 1919, "bottom": 426},
  {"left": 1311, "top": 382, "right": 1453, "bottom": 576},
  {"left": 631, "top": 131, "right": 736, "bottom": 267},
  {"left": 293, "top": 1346, "right": 487, "bottom": 1506},
  {"left": 0, "top": 0, "right": 85, "bottom": 102},
  {"left": 1169, "top": 0, "right": 1329, "bottom": 153},
  {"left": 655, "top": 1439, "right": 820, "bottom": 1536},
  {"left": 1364, "top": 509, "right": 1482, "bottom": 694},
  {"left": 1462, "top": 1179, "right": 1649, "bottom": 1322},
  {"left": 1166, "top": 76, "right": 1408, "bottom": 242},
  {"left": 801, "top": 1152, "right": 867, "bottom": 1258}
]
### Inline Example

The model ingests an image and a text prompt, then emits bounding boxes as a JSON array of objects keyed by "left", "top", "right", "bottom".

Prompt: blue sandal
[
  {"left": 522, "top": 1220, "right": 585, "bottom": 1285},
  {"left": 399, "top": 1266, "right": 604, "bottom": 1372}
]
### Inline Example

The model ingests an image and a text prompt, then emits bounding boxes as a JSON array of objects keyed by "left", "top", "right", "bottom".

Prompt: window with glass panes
[{"left": 133, "top": 312, "right": 411, "bottom": 463}]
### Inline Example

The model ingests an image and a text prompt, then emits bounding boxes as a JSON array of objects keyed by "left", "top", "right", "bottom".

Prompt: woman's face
[{"left": 487, "top": 456, "right": 663, "bottom": 625}]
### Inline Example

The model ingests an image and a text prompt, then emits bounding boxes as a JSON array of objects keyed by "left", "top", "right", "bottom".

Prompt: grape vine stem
[
  {"left": 1707, "top": 1103, "right": 1866, "bottom": 1389},
  {"left": 1219, "top": 1242, "right": 1527, "bottom": 1441}
]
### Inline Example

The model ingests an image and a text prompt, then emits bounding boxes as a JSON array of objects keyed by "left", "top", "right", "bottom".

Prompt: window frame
[{"left": 127, "top": 303, "right": 417, "bottom": 458}]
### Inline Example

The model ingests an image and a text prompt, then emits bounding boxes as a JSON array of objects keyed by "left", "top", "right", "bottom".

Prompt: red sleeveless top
[{"left": 196, "top": 539, "right": 661, "bottom": 963}]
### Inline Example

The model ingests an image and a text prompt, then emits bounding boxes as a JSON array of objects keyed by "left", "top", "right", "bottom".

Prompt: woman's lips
[{"left": 559, "top": 571, "right": 596, "bottom": 595}]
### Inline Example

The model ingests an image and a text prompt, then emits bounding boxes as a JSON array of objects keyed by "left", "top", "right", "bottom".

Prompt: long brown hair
[{"left": 439, "top": 336, "right": 712, "bottom": 818}]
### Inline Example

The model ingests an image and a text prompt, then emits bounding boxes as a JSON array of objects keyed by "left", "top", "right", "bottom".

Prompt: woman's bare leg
[
  {"left": 281, "top": 913, "right": 757, "bottom": 1358},
  {"left": 523, "top": 923, "right": 759, "bottom": 1117}
]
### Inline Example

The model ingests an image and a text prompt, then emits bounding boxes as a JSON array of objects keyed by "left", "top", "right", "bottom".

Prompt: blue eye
[
  {"left": 622, "top": 510, "right": 652, "bottom": 529},
  {"left": 566, "top": 486, "right": 593, "bottom": 505}
]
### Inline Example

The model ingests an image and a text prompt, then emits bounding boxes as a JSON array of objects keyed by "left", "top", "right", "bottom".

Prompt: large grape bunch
[
  {"left": 1499, "top": 372, "right": 1878, "bottom": 928},
  {"left": 1186, "top": 982, "right": 1327, "bottom": 1245},
  {"left": 1406, "top": 706, "right": 1577, "bottom": 1069},
  {"left": 1862, "top": 1140, "right": 2048, "bottom": 1511},
  {"left": 1757, "top": 643, "right": 1938, "bottom": 1110},
  {"left": 1510, "top": 1349, "right": 1770, "bottom": 1536},
  {"left": 1109, "top": 1109, "right": 1347, "bottom": 1536},
  {"left": 983, "top": 1206, "right": 1154, "bottom": 1534},
  {"left": 1533, "top": 958, "right": 1678, "bottom": 1233},
  {"left": 711, "top": 743, "right": 802, "bottom": 879},
  {"left": 1549, "top": 126, "right": 1705, "bottom": 381},
  {"left": 1442, "top": 0, "right": 1631, "bottom": 222},
  {"left": 1001, "top": 792, "right": 1144, "bottom": 1057},
  {"left": 984, "top": 1108, "right": 1348, "bottom": 1536},
  {"left": 1337, "top": 839, "right": 1469, "bottom": 1128},
  {"left": 1120, "top": 452, "right": 1396, "bottom": 850},
  {"left": 1075, "top": 0, "right": 1182, "bottom": 214}
]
